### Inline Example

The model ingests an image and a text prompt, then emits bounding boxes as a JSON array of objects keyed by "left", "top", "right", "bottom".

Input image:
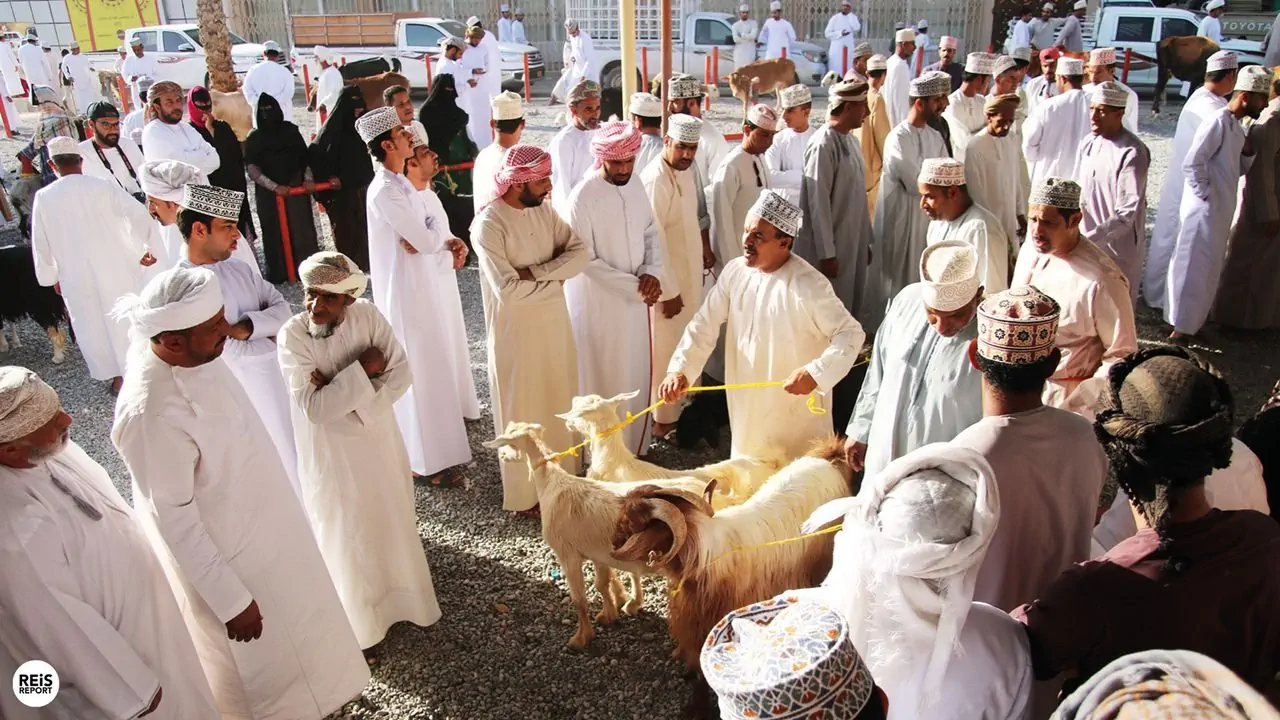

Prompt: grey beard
[
  {"left": 307, "top": 320, "right": 336, "bottom": 338},
  {"left": 28, "top": 433, "right": 69, "bottom": 463}
]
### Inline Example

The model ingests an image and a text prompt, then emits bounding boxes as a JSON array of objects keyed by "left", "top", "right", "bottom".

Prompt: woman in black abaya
[
  {"left": 244, "top": 93, "right": 321, "bottom": 284},
  {"left": 418, "top": 73, "right": 479, "bottom": 247},
  {"left": 188, "top": 86, "right": 257, "bottom": 248},
  {"left": 309, "top": 85, "right": 376, "bottom": 272}
]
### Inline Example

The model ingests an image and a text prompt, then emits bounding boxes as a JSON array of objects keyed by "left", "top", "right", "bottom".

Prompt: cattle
[{"left": 1153, "top": 36, "right": 1221, "bottom": 116}]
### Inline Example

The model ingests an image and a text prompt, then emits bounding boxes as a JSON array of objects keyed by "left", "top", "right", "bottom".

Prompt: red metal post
[
  {"left": 302, "top": 63, "right": 312, "bottom": 106},
  {"left": 843, "top": 46, "right": 848, "bottom": 76},
  {"left": 117, "top": 76, "right": 131, "bottom": 113},
  {"left": 914, "top": 47, "right": 924, "bottom": 77},
  {"left": 712, "top": 46, "right": 719, "bottom": 89},
  {"left": 425, "top": 54, "right": 433, "bottom": 91},
  {"left": 704, "top": 54, "right": 712, "bottom": 111},
  {"left": 1122, "top": 47, "right": 1133, "bottom": 85},
  {"left": 781, "top": 46, "right": 787, "bottom": 59},
  {"left": 522, "top": 52, "right": 531, "bottom": 102},
  {"left": 0, "top": 97, "right": 13, "bottom": 138},
  {"left": 641, "top": 46, "right": 649, "bottom": 93},
  {"left": 274, "top": 181, "right": 334, "bottom": 283}
]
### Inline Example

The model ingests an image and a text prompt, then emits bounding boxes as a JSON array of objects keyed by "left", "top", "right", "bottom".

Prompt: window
[
  {"left": 1114, "top": 16, "right": 1154, "bottom": 42},
  {"left": 404, "top": 23, "right": 445, "bottom": 48},
  {"left": 1160, "top": 17, "right": 1198, "bottom": 39},
  {"left": 162, "top": 31, "right": 190, "bottom": 52},
  {"left": 131, "top": 30, "right": 158, "bottom": 52},
  {"left": 183, "top": 29, "right": 248, "bottom": 48},
  {"left": 694, "top": 18, "right": 733, "bottom": 46}
]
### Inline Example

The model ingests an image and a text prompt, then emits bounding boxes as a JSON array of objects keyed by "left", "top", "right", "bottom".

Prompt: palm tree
[{"left": 197, "top": 0, "right": 238, "bottom": 92}]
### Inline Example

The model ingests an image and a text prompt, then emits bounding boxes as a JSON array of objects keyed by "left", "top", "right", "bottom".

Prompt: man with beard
[
  {"left": 471, "top": 144, "right": 588, "bottom": 513},
  {"left": 731, "top": 4, "right": 759, "bottom": 69},
  {"left": 1082, "top": 48, "right": 1138, "bottom": 133},
  {"left": 710, "top": 104, "right": 778, "bottom": 269},
  {"left": 965, "top": 93, "right": 1026, "bottom": 254},
  {"left": 78, "top": 101, "right": 145, "bottom": 200},
  {"left": 174, "top": 184, "right": 301, "bottom": 496},
  {"left": 668, "top": 73, "right": 727, "bottom": 261},
  {"left": 1012, "top": 177, "right": 1136, "bottom": 416},
  {"left": 855, "top": 54, "right": 891, "bottom": 216},
  {"left": 564, "top": 121, "right": 664, "bottom": 454},
  {"left": 141, "top": 80, "right": 220, "bottom": 177},
  {"left": 137, "top": 159, "right": 259, "bottom": 274},
  {"left": 883, "top": 27, "right": 916, "bottom": 126},
  {"left": 112, "top": 266, "right": 369, "bottom": 719},
  {"left": 846, "top": 240, "right": 983, "bottom": 479},
  {"left": 549, "top": 78, "right": 601, "bottom": 214},
  {"left": 923, "top": 35, "right": 963, "bottom": 91},
  {"left": 919, "top": 158, "right": 1010, "bottom": 293},
  {"left": 661, "top": 189, "right": 864, "bottom": 460},
  {"left": 1025, "top": 48, "right": 1059, "bottom": 116},
  {"left": 824, "top": 0, "right": 861, "bottom": 76},
  {"left": 0, "top": 367, "right": 219, "bottom": 720},
  {"left": 276, "top": 252, "right": 440, "bottom": 665}
]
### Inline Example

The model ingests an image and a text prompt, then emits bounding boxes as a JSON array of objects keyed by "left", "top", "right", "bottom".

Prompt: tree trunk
[{"left": 197, "top": 0, "right": 238, "bottom": 92}]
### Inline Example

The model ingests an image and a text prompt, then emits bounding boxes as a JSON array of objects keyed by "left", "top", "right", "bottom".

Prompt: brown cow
[
  {"left": 1153, "top": 36, "right": 1220, "bottom": 116},
  {"left": 724, "top": 58, "right": 796, "bottom": 113}
]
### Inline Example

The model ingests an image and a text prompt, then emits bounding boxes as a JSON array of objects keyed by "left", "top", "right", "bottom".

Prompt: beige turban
[
  {"left": 139, "top": 160, "right": 209, "bottom": 203},
  {"left": 113, "top": 266, "right": 225, "bottom": 341},
  {"left": 299, "top": 252, "right": 368, "bottom": 297},
  {"left": 0, "top": 367, "right": 59, "bottom": 443}
]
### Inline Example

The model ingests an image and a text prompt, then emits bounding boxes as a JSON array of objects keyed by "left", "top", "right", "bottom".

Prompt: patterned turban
[
  {"left": 919, "top": 240, "right": 980, "bottom": 312},
  {"left": 148, "top": 80, "right": 183, "bottom": 101},
  {"left": 590, "top": 120, "right": 642, "bottom": 167},
  {"left": 299, "top": 251, "right": 368, "bottom": 297},
  {"left": 494, "top": 144, "right": 553, "bottom": 197},
  {"left": 567, "top": 78, "right": 600, "bottom": 104},
  {"left": 0, "top": 367, "right": 59, "bottom": 443}
]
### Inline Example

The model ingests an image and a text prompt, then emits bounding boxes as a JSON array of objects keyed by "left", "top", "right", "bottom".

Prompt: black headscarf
[
  {"left": 418, "top": 73, "right": 469, "bottom": 161},
  {"left": 244, "top": 93, "right": 309, "bottom": 182},
  {"left": 310, "top": 85, "right": 374, "bottom": 203}
]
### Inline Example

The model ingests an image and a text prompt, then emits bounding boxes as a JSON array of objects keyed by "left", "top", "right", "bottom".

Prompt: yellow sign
[{"left": 66, "top": 0, "right": 161, "bottom": 52}]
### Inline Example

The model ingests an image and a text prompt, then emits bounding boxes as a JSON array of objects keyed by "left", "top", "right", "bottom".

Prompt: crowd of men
[{"left": 3, "top": 5, "right": 1280, "bottom": 719}]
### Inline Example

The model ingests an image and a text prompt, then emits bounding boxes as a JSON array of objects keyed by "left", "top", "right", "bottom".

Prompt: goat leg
[
  {"left": 592, "top": 565, "right": 621, "bottom": 626},
  {"left": 557, "top": 552, "right": 596, "bottom": 649},
  {"left": 46, "top": 325, "right": 65, "bottom": 364},
  {"left": 623, "top": 571, "right": 644, "bottom": 615}
]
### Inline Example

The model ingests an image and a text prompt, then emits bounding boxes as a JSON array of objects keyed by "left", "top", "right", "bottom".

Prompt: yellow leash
[{"left": 667, "top": 523, "right": 845, "bottom": 598}]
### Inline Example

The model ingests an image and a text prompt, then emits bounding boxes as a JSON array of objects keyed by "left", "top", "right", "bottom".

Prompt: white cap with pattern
[
  {"left": 667, "top": 114, "right": 702, "bottom": 144},
  {"left": 1057, "top": 57, "right": 1084, "bottom": 76},
  {"left": 939, "top": 36, "right": 958, "bottom": 50},
  {"left": 867, "top": 54, "right": 888, "bottom": 72},
  {"left": 918, "top": 158, "right": 966, "bottom": 187},
  {"left": 739, "top": 3, "right": 750, "bottom": 11},
  {"left": 1206, "top": 50, "right": 1238, "bottom": 72},
  {"left": 854, "top": 41, "right": 874, "bottom": 59},
  {"left": 748, "top": 188, "right": 802, "bottom": 237},
  {"left": 1088, "top": 47, "right": 1116, "bottom": 67},
  {"left": 1028, "top": 176, "right": 1082, "bottom": 210},
  {"left": 629, "top": 92, "right": 662, "bottom": 117},
  {"left": 829, "top": 79, "right": 868, "bottom": 104},
  {"left": 895, "top": 27, "right": 917, "bottom": 43},
  {"left": 910, "top": 70, "right": 951, "bottom": 97},
  {"left": 769, "top": 0, "right": 781, "bottom": 9},
  {"left": 747, "top": 104, "right": 780, "bottom": 131},
  {"left": 993, "top": 55, "right": 1019, "bottom": 76},
  {"left": 355, "top": 106, "right": 402, "bottom": 144},
  {"left": 492, "top": 90, "right": 524, "bottom": 121},
  {"left": 1237, "top": 65, "right": 1272, "bottom": 94},
  {"left": 964, "top": 52, "right": 994, "bottom": 74},
  {"left": 1090, "top": 80, "right": 1129, "bottom": 108},
  {"left": 668, "top": 73, "right": 705, "bottom": 100},
  {"left": 180, "top": 184, "right": 245, "bottom": 221},
  {"left": 1011, "top": 46, "right": 1032, "bottom": 62},
  {"left": 920, "top": 240, "right": 980, "bottom": 312},
  {"left": 779, "top": 83, "right": 812, "bottom": 109},
  {"left": 1206, "top": 0, "right": 1225, "bottom": 10},
  {"left": 1073, "top": 0, "right": 1086, "bottom": 9},
  {"left": 46, "top": 136, "right": 79, "bottom": 158}
]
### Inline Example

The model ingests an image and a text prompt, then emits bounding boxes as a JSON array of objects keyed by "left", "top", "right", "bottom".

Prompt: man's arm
[
  {"left": 1067, "top": 275, "right": 1139, "bottom": 412},
  {"left": 30, "top": 195, "right": 58, "bottom": 287},
  {"left": 372, "top": 180, "right": 448, "bottom": 256},
  {"left": 667, "top": 265, "right": 732, "bottom": 382},
  {"left": 277, "top": 318, "right": 378, "bottom": 425},
  {"left": 567, "top": 187, "right": 644, "bottom": 300},
  {"left": 800, "top": 271, "right": 865, "bottom": 390},
  {"left": 846, "top": 301, "right": 891, "bottom": 442},
  {"left": 1182, "top": 113, "right": 1226, "bottom": 200},
  {"left": 710, "top": 161, "right": 741, "bottom": 260},
  {"left": 801, "top": 141, "right": 837, "bottom": 261},
  {"left": 1088, "top": 146, "right": 1149, "bottom": 241},
  {"left": 242, "top": 269, "right": 293, "bottom": 339}
]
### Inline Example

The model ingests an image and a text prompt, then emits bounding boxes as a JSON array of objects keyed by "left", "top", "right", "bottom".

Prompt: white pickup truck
[
  {"left": 1004, "top": 2, "right": 1264, "bottom": 87},
  {"left": 84, "top": 24, "right": 275, "bottom": 89},
  {"left": 289, "top": 17, "right": 544, "bottom": 92},
  {"left": 566, "top": 1, "right": 829, "bottom": 89}
]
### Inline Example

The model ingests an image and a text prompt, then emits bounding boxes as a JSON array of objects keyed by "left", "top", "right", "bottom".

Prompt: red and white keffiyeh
[
  {"left": 494, "top": 144, "right": 553, "bottom": 198},
  {"left": 589, "top": 121, "right": 642, "bottom": 168}
]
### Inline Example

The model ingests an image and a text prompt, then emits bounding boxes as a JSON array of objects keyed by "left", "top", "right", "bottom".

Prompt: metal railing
[{"left": 275, "top": 180, "right": 336, "bottom": 282}]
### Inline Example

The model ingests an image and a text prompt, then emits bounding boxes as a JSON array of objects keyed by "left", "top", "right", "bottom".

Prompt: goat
[
  {"left": 724, "top": 57, "right": 796, "bottom": 114},
  {"left": 483, "top": 422, "right": 718, "bottom": 650},
  {"left": 209, "top": 89, "right": 253, "bottom": 141},
  {"left": 350, "top": 71, "right": 411, "bottom": 112},
  {"left": 0, "top": 244, "right": 69, "bottom": 363},
  {"left": 556, "top": 391, "right": 782, "bottom": 508},
  {"left": 610, "top": 436, "right": 854, "bottom": 672}
]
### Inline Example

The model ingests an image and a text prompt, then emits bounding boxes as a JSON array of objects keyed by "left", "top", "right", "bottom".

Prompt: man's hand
[
  {"left": 638, "top": 274, "right": 662, "bottom": 305},
  {"left": 303, "top": 180, "right": 316, "bottom": 194},
  {"left": 702, "top": 243, "right": 717, "bottom": 270},
  {"left": 659, "top": 372, "right": 689, "bottom": 403},
  {"left": 310, "top": 369, "right": 330, "bottom": 388},
  {"left": 467, "top": 78, "right": 478, "bottom": 88},
  {"left": 516, "top": 267, "right": 536, "bottom": 282},
  {"left": 139, "top": 251, "right": 157, "bottom": 267},
  {"left": 819, "top": 257, "right": 839, "bottom": 279},
  {"left": 226, "top": 319, "right": 253, "bottom": 341},
  {"left": 140, "top": 688, "right": 162, "bottom": 717},
  {"left": 783, "top": 367, "right": 818, "bottom": 395},
  {"left": 843, "top": 438, "right": 867, "bottom": 472},
  {"left": 53, "top": 282, "right": 60, "bottom": 296},
  {"left": 203, "top": 113, "right": 215, "bottom": 135},
  {"left": 660, "top": 294, "right": 684, "bottom": 319},
  {"left": 359, "top": 346, "right": 387, "bottom": 378},
  {"left": 274, "top": 185, "right": 290, "bottom": 196},
  {"left": 399, "top": 238, "right": 420, "bottom": 255},
  {"left": 1243, "top": 136, "right": 1256, "bottom": 156},
  {"left": 225, "top": 600, "right": 263, "bottom": 642},
  {"left": 328, "top": 177, "right": 342, "bottom": 190},
  {"left": 446, "top": 238, "right": 468, "bottom": 269}
]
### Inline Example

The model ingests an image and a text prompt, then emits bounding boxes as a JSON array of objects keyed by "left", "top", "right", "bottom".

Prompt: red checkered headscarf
[
  {"left": 589, "top": 121, "right": 642, "bottom": 169},
  {"left": 494, "top": 144, "right": 553, "bottom": 198}
]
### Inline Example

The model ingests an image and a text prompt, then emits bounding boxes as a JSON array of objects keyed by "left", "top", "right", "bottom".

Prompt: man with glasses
[{"left": 77, "top": 101, "right": 146, "bottom": 203}]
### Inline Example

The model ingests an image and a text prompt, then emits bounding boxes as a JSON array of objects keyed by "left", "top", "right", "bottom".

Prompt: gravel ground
[{"left": 0, "top": 79, "right": 1276, "bottom": 719}]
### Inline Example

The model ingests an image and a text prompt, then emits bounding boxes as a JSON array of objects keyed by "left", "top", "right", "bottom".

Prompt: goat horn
[
  {"left": 648, "top": 487, "right": 715, "bottom": 517},
  {"left": 612, "top": 531, "right": 651, "bottom": 562},
  {"left": 647, "top": 499, "right": 689, "bottom": 566}
]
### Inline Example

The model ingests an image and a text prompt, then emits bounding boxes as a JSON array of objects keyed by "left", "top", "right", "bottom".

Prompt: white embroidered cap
[
  {"left": 918, "top": 18, "right": 928, "bottom": 27},
  {"left": 1088, "top": 47, "right": 1116, "bottom": 67},
  {"left": 667, "top": 114, "right": 703, "bottom": 143},
  {"left": 1043, "top": 2, "right": 1055, "bottom": 10},
  {"left": 1073, "top": 0, "right": 1086, "bottom": 8},
  {"left": 867, "top": 54, "right": 888, "bottom": 72},
  {"left": 769, "top": 0, "right": 781, "bottom": 10},
  {"left": 500, "top": 3, "right": 510, "bottom": 10},
  {"left": 629, "top": 91, "right": 662, "bottom": 117},
  {"left": 1206, "top": 0, "right": 1225, "bottom": 9},
  {"left": 668, "top": 73, "right": 705, "bottom": 100},
  {"left": 965, "top": 52, "right": 994, "bottom": 74},
  {"left": 1206, "top": 50, "right": 1238, "bottom": 72},
  {"left": 314, "top": 45, "right": 331, "bottom": 62},
  {"left": 829, "top": 79, "right": 868, "bottom": 104},
  {"left": 408, "top": 121, "right": 429, "bottom": 149},
  {"left": 748, "top": 188, "right": 802, "bottom": 237},
  {"left": 895, "top": 27, "right": 917, "bottom": 43},
  {"left": 1090, "top": 80, "right": 1130, "bottom": 108},
  {"left": 355, "top": 106, "right": 402, "bottom": 144},
  {"left": 1237, "top": 65, "right": 1272, "bottom": 94},
  {"left": 747, "top": 103, "right": 780, "bottom": 131},
  {"left": 466, "top": 15, "right": 481, "bottom": 26},
  {"left": 739, "top": 3, "right": 750, "bottom": 11},
  {"left": 939, "top": 36, "right": 958, "bottom": 50},
  {"left": 299, "top": 251, "right": 368, "bottom": 297},
  {"left": 46, "top": 136, "right": 79, "bottom": 158},
  {"left": 993, "top": 55, "right": 1019, "bottom": 77},
  {"left": 0, "top": 367, "right": 59, "bottom": 444},
  {"left": 1057, "top": 57, "right": 1084, "bottom": 76},
  {"left": 439, "top": 35, "right": 466, "bottom": 52},
  {"left": 909, "top": 70, "right": 951, "bottom": 97},
  {"left": 977, "top": 286, "right": 1061, "bottom": 364},
  {"left": 180, "top": 184, "right": 244, "bottom": 221},
  {"left": 779, "top": 83, "right": 812, "bottom": 109},
  {"left": 1028, "top": 176, "right": 1082, "bottom": 210},
  {"left": 491, "top": 90, "right": 524, "bottom": 120},
  {"left": 854, "top": 41, "right": 874, "bottom": 59},
  {"left": 920, "top": 240, "right": 980, "bottom": 312},
  {"left": 263, "top": 40, "right": 281, "bottom": 53},
  {"left": 917, "top": 157, "right": 966, "bottom": 187},
  {"left": 1011, "top": 46, "right": 1032, "bottom": 62}
]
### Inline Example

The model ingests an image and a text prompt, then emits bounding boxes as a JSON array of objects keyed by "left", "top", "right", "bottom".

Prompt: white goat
[
  {"left": 557, "top": 391, "right": 783, "bottom": 507},
  {"left": 483, "top": 421, "right": 715, "bottom": 650},
  {"left": 610, "top": 437, "right": 855, "bottom": 671}
]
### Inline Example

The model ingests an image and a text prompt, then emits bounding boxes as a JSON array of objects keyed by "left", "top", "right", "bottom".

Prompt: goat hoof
[
  {"left": 51, "top": 350, "right": 65, "bottom": 364},
  {"left": 568, "top": 629, "right": 595, "bottom": 649},
  {"left": 595, "top": 609, "right": 619, "bottom": 626},
  {"left": 623, "top": 599, "right": 643, "bottom": 616}
]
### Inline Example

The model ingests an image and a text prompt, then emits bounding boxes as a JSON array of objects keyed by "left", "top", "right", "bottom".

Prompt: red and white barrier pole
[
  {"left": 914, "top": 47, "right": 924, "bottom": 77},
  {"left": 704, "top": 54, "right": 712, "bottom": 111},
  {"left": 843, "top": 46, "right": 848, "bottom": 76},
  {"left": 0, "top": 96, "right": 13, "bottom": 138}
]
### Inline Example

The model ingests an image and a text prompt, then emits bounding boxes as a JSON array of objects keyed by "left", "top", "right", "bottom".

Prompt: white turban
[
  {"left": 298, "top": 251, "right": 368, "bottom": 297},
  {"left": 802, "top": 443, "right": 999, "bottom": 710},
  {"left": 113, "top": 266, "right": 225, "bottom": 341},
  {"left": 0, "top": 367, "right": 59, "bottom": 443},
  {"left": 139, "top": 160, "right": 209, "bottom": 203}
]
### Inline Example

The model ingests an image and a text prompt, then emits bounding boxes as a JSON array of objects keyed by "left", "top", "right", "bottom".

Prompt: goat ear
[
  {"left": 553, "top": 411, "right": 575, "bottom": 421},
  {"left": 607, "top": 390, "right": 640, "bottom": 404},
  {"left": 702, "top": 478, "right": 718, "bottom": 507},
  {"left": 481, "top": 438, "right": 504, "bottom": 449}
]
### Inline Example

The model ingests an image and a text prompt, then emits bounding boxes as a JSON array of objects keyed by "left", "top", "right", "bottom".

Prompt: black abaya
[
  {"left": 244, "top": 93, "right": 319, "bottom": 284},
  {"left": 309, "top": 85, "right": 375, "bottom": 272}
]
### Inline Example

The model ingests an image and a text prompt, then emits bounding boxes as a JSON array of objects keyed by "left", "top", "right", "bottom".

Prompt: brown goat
[
  {"left": 725, "top": 57, "right": 796, "bottom": 114},
  {"left": 350, "top": 71, "right": 411, "bottom": 111}
]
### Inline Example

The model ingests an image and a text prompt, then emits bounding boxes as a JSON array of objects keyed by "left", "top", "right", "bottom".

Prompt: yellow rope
[{"left": 667, "top": 523, "right": 844, "bottom": 598}]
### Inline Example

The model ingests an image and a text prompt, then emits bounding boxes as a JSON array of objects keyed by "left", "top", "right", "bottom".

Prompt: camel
[{"left": 1153, "top": 36, "right": 1221, "bottom": 116}]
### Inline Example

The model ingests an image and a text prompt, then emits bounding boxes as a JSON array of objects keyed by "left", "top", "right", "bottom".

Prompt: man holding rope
[{"left": 660, "top": 189, "right": 864, "bottom": 460}]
